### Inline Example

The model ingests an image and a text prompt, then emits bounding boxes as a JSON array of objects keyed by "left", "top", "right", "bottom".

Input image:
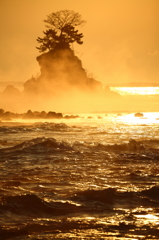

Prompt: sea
[
  {"left": 1, "top": 86, "right": 159, "bottom": 239},
  {"left": 0, "top": 109, "right": 159, "bottom": 240},
  {"left": 110, "top": 87, "right": 159, "bottom": 96}
]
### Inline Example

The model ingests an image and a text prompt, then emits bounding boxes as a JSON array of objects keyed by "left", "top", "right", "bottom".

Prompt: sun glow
[
  {"left": 111, "top": 87, "right": 159, "bottom": 96},
  {"left": 119, "top": 112, "right": 159, "bottom": 125}
]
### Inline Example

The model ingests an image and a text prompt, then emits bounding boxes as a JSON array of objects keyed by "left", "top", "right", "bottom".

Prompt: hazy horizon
[{"left": 1, "top": 80, "right": 159, "bottom": 93}]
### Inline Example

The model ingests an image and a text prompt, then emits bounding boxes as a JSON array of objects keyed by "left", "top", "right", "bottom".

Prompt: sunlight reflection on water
[
  {"left": 111, "top": 87, "right": 159, "bottom": 95},
  {"left": 115, "top": 112, "right": 159, "bottom": 126},
  {"left": 1, "top": 112, "right": 159, "bottom": 239}
]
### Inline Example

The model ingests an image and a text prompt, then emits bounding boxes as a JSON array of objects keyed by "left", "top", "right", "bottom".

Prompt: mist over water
[
  {"left": 1, "top": 55, "right": 159, "bottom": 114},
  {"left": 0, "top": 47, "right": 123, "bottom": 113},
  {"left": 0, "top": 25, "right": 159, "bottom": 114}
]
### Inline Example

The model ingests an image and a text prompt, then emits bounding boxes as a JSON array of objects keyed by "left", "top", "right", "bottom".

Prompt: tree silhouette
[{"left": 37, "top": 10, "right": 85, "bottom": 52}]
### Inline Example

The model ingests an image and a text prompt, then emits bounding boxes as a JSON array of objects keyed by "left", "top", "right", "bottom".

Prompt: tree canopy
[{"left": 36, "top": 10, "right": 86, "bottom": 52}]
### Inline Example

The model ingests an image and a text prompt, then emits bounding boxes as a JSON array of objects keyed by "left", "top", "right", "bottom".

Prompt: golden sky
[{"left": 0, "top": 0, "right": 159, "bottom": 86}]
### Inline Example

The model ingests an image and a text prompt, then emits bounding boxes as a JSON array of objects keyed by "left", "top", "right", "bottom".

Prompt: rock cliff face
[{"left": 24, "top": 47, "right": 102, "bottom": 95}]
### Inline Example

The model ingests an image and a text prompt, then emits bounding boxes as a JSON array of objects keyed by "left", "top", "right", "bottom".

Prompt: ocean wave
[
  {"left": 73, "top": 138, "right": 151, "bottom": 153},
  {"left": 141, "top": 185, "right": 159, "bottom": 201},
  {"left": 0, "top": 137, "right": 73, "bottom": 154},
  {"left": 72, "top": 188, "right": 117, "bottom": 204},
  {"left": 1, "top": 186, "right": 159, "bottom": 239},
  {"left": 92, "top": 139, "right": 159, "bottom": 154},
  {"left": 0, "top": 122, "right": 70, "bottom": 134},
  {"left": 1, "top": 136, "right": 159, "bottom": 159},
  {"left": 35, "top": 122, "right": 70, "bottom": 131},
  {"left": 71, "top": 188, "right": 138, "bottom": 210},
  {"left": 71, "top": 186, "right": 159, "bottom": 208},
  {"left": 0, "top": 194, "right": 85, "bottom": 217},
  {"left": 95, "top": 139, "right": 146, "bottom": 152},
  {"left": 2, "top": 186, "right": 158, "bottom": 217}
]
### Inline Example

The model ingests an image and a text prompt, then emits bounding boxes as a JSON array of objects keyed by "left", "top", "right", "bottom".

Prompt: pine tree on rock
[{"left": 36, "top": 10, "right": 85, "bottom": 52}]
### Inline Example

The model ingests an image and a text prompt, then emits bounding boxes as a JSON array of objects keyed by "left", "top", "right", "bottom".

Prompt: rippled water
[{"left": 0, "top": 112, "right": 159, "bottom": 239}]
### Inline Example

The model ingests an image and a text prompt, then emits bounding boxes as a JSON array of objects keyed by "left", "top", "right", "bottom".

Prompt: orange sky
[{"left": 0, "top": 0, "right": 159, "bottom": 86}]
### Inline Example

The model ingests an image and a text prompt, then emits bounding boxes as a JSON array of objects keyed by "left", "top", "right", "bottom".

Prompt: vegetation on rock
[{"left": 36, "top": 10, "right": 85, "bottom": 52}]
